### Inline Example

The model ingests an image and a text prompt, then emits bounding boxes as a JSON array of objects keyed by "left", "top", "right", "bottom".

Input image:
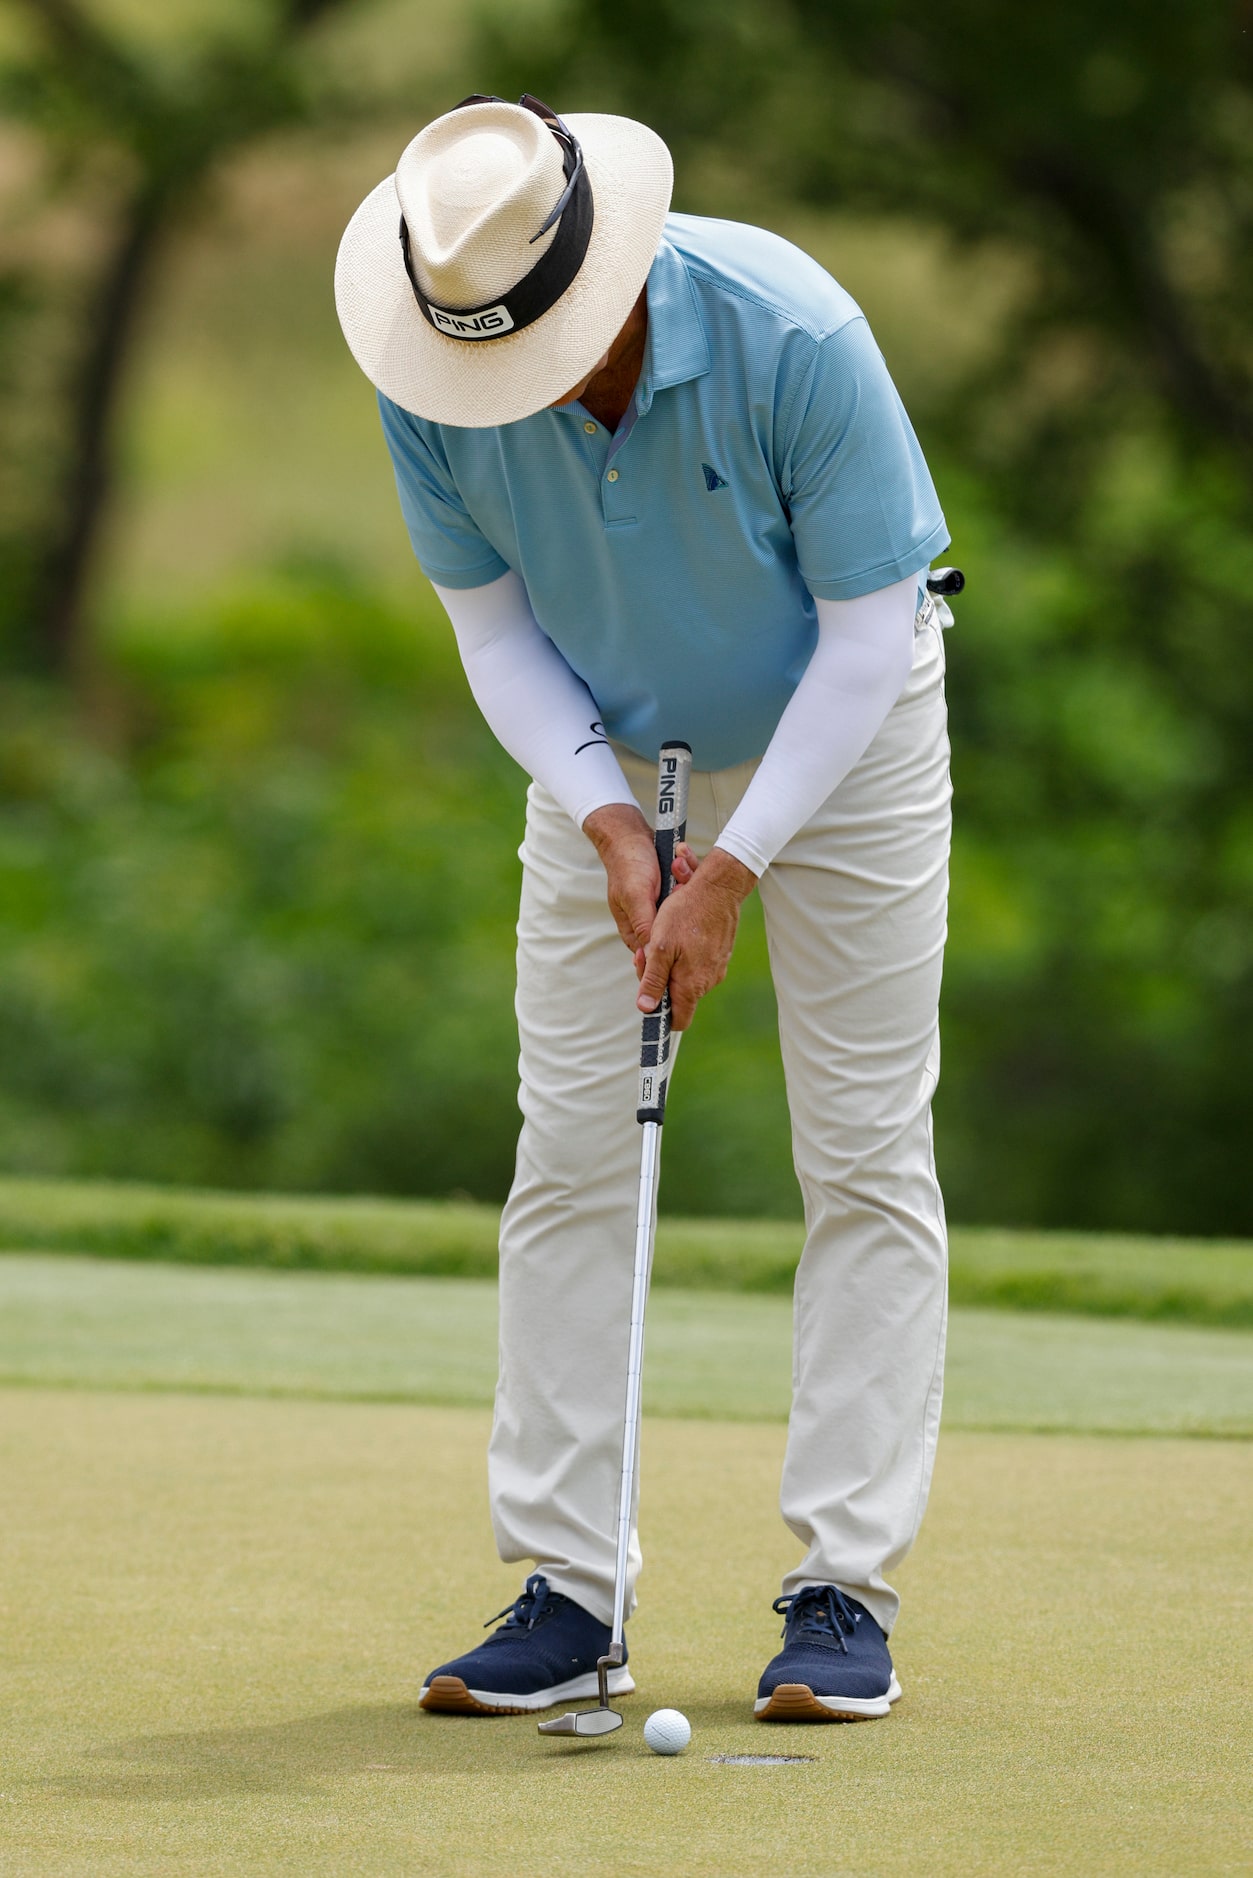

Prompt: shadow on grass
[
  {"left": 45, "top": 1705, "right": 424, "bottom": 1801},
  {"left": 43, "top": 1698, "right": 766, "bottom": 1800}
]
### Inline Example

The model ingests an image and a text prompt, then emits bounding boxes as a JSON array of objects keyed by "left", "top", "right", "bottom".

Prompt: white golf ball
[{"left": 643, "top": 1708, "right": 691, "bottom": 1755}]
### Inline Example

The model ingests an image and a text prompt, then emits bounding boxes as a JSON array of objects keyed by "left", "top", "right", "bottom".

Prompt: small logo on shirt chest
[{"left": 702, "top": 462, "right": 729, "bottom": 491}]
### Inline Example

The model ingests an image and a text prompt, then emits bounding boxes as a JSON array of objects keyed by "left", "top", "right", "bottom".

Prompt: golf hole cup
[{"left": 643, "top": 1709, "right": 691, "bottom": 1755}]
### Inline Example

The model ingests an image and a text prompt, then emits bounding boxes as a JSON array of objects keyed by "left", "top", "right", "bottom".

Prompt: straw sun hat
[{"left": 335, "top": 94, "right": 673, "bottom": 428}]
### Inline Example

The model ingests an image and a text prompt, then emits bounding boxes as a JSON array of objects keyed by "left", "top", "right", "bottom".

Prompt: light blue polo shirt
[{"left": 380, "top": 213, "right": 948, "bottom": 769}]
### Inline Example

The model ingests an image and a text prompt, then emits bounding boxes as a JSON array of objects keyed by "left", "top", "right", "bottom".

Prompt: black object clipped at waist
[{"left": 926, "top": 567, "right": 965, "bottom": 597}]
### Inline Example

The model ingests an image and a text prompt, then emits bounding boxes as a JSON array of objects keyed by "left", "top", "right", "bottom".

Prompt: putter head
[
  {"left": 538, "top": 1646, "right": 628, "bottom": 1739},
  {"left": 537, "top": 1706, "right": 624, "bottom": 1737}
]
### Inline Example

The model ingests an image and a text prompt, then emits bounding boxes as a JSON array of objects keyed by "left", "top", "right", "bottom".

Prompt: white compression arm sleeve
[
  {"left": 714, "top": 575, "right": 920, "bottom": 877},
  {"left": 432, "top": 571, "right": 637, "bottom": 829}
]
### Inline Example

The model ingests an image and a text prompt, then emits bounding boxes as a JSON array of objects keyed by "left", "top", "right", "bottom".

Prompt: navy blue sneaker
[
  {"left": 419, "top": 1574, "right": 634, "bottom": 1716},
  {"left": 755, "top": 1585, "right": 902, "bottom": 1722}
]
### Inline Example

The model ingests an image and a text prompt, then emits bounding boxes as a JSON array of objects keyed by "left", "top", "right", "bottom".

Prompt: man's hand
[
  {"left": 636, "top": 846, "right": 757, "bottom": 1031},
  {"left": 583, "top": 802, "right": 663, "bottom": 953},
  {"left": 583, "top": 806, "right": 757, "bottom": 1030}
]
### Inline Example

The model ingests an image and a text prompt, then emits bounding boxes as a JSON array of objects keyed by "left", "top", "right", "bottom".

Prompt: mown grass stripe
[{"left": 1, "top": 1255, "right": 1249, "bottom": 1435}]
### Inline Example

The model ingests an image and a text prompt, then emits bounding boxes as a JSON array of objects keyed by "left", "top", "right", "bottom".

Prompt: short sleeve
[
  {"left": 781, "top": 318, "right": 949, "bottom": 602},
  {"left": 378, "top": 393, "right": 510, "bottom": 590}
]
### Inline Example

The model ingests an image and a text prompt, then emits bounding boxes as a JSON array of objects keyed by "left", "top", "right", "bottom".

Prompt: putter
[{"left": 539, "top": 739, "right": 693, "bottom": 1740}]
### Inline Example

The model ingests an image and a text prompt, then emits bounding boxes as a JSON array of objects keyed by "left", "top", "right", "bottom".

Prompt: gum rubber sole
[
  {"left": 754, "top": 1681, "right": 895, "bottom": 1723},
  {"left": 420, "top": 1668, "right": 635, "bottom": 1716},
  {"left": 420, "top": 1675, "right": 535, "bottom": 1715}
]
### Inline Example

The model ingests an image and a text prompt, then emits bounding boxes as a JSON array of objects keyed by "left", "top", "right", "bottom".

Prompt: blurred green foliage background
[{"left": 0, "top": 0, "right": 1250, "bottom": 1232}]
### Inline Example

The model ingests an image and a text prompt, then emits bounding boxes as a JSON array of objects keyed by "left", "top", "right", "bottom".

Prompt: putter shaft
[
  {"left": 609, "top": 1115, "right": 661, "bottom": 1649},
  {"left": 538, "top": 743, "right": 691, "bottom": 1741}
]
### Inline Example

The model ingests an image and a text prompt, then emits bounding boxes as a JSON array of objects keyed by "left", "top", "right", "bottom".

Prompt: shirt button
[
  {"left": 607, "top": 469, "right": 619, "bottom": 482},
  {"left": 583, "top": 420, "right": 597, "bottom": 434}
]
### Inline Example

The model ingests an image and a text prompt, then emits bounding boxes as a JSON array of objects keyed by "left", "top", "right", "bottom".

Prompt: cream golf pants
[{"left": 488, "top": 612, "right": 952, "bottom": 1638}]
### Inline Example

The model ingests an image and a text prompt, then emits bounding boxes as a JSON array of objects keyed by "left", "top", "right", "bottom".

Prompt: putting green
[
  {"left": 0, "top": 1390, "right": 1248, "bottom": 1876},
  {"left": 2, "top": 1253, "right": 1251, "bottom": 1434}
]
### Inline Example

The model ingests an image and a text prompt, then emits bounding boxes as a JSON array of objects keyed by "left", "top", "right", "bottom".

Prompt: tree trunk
[{"left": 30, "top": 181, "right": 168, "bottom": 674}]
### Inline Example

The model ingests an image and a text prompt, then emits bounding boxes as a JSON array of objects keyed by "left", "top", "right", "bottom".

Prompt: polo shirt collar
[{"left": 636, "top": 237, "right": 711, "bottom": 415}]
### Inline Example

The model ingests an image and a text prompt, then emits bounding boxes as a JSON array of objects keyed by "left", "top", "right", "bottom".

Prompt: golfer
[{"left": 336, "top": 95, "right": 954, "bottom": 1724}]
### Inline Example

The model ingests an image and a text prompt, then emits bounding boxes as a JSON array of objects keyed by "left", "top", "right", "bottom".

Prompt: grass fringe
[{"left": 0, "top": 1176, "right": 1249, "bottom": 1329}]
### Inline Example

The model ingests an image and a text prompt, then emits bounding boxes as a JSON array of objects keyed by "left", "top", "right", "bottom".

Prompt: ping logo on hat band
[{"left": 428, "top": 303, "right": 515, "bottom": 339}]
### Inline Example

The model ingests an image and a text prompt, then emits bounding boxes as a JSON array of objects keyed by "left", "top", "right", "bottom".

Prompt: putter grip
[{"left": 637, "top": 741, "right": 692, "bottom": 1124}]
